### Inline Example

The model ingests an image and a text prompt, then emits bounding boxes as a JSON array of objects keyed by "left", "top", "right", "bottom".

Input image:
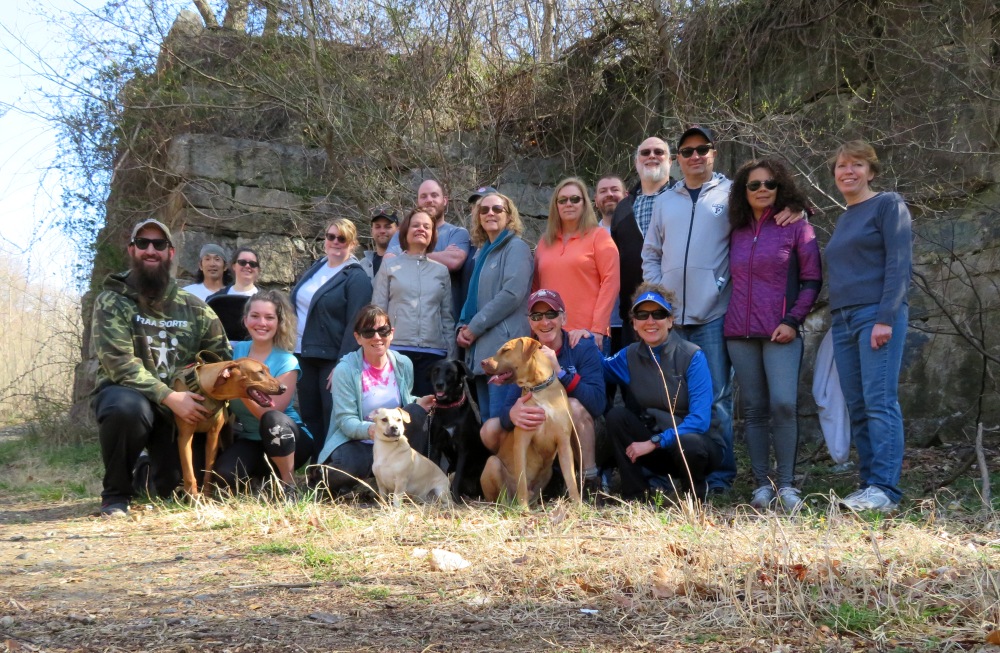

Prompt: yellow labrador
[{"left": 371, "top": 407, "right": 451, "bottom": 507}]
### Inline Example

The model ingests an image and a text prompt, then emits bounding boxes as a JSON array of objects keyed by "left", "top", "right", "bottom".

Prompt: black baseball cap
[
  {"left": 677, "top": 125, "right": 715, "bottom": 150},
  {"left": 468, "top": 185, "right": 499, "bottom": 204}
]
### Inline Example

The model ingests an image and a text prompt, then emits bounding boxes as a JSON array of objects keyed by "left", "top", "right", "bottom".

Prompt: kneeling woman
[
  {"left": 312, "top": 305, "right": 435, "bottom": 494},
  {"left": 214, "top": 290, "right": 313, "bottom": 493},
  {"left": 603, "top": 283, "right": 719, "bottom": 500}
]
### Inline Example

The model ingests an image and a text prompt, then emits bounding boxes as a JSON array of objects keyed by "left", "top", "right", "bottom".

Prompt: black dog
[{"left": 427, "top": 359, "right": 490, "bottom": 500}]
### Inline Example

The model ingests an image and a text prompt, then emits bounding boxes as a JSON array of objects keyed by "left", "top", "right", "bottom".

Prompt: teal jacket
[{"left": 316, "top": 349, "right": 415, "bottom": 464}]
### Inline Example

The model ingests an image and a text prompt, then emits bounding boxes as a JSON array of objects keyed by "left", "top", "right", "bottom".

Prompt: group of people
[{"left": 90, "top": 126, "right": 912, "bottom": 517}]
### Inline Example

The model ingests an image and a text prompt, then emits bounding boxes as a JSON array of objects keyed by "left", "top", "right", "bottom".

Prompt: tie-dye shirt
[{"left": 360, "top": 358, "right": 401, "bottom": 419}]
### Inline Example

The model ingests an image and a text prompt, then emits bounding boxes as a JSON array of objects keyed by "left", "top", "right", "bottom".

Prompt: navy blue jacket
[{"left": 290, "top": 258, "right": 373, "bottom": 361}]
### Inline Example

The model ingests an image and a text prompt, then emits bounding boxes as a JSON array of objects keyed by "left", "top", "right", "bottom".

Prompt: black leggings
[
  {"left": 214, "top": 411, "right": 313, "bottom": 489},
  {"left": 297, "top": 356, "right": 337, "bottom": 461}
]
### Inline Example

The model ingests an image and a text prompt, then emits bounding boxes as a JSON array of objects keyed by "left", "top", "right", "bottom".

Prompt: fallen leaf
[
  {"left": 651, "top": 566, "right": 677, "bottom": 599},
  {"left": 986, "top": 630, "right": 1000, "bottom": 645}
]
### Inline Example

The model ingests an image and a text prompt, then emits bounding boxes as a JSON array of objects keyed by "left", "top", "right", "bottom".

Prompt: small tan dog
[{"left": 371, "top": 407, "right": 451, "bottom": 507}]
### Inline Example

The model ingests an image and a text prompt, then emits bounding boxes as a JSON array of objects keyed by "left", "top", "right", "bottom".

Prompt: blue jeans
[
  {"left": 727, "top": 337, "right": 803, "bottom": 488},
  {"left": 831, "top": 303, "right": 908, "bottom": 503},
  {"left": 474, "top": 376, "right": 510, "bottom": 423},
  {"left": 674, "top": 317, "right": 735, "bottom": 488}
]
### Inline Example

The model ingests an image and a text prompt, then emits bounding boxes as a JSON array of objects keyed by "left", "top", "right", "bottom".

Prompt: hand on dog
[
  {"left": 416, "top": 395, "right": 436, "bottom": 411},
  {"left": 509, "top": 393, "right": 545, "bottom": 431},
  {"left": 625, "top": 439, "right": 656, "bottom": 463},
  {"left": 163, "top": 390, "right": 210, "bottom": 425}
]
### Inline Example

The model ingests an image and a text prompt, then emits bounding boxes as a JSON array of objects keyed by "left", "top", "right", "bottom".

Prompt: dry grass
[{"left": 0, "top": 253, "right": 82, "bottom": 426}]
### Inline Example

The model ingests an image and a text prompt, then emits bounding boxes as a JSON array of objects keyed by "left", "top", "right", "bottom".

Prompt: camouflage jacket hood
[{"left": 91, "top": 270, "right": 231, "bottom": 405}]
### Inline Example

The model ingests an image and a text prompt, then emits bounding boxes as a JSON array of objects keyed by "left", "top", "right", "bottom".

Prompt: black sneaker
[
  {"left": 100, "top": 500, "right": 129, "bottom": 518},
  {"left": 583, "top": 476, "right": 604, "bottom": 506},
  {"left": 131, "top": 450, "right": 152, "bottom": 497}
]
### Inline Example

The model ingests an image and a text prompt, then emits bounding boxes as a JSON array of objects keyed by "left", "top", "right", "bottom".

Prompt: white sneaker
[
  {"left": 777, "top": 486, "right": 803, "bottom": 512},
  {"left": 839, "top": 486, "right": 898, "bottom": 512},
  {"left": 750, "top": 485, "right": 776, "bottom": 510}
]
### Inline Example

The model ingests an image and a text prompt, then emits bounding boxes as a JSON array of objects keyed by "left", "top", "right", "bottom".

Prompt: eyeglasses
[
  {"left": 528, "top": 310, "right": 561, "bottom": 321},
  {"left": 359, "top": 325, "right": 392, "bottom": 339},
  {"left": 639, "top": 147, "right": 667, "bottom": 157},
  {"left": 746, "top": 179, "right": 778, "bottom": 192},
  {"left": 677, "top": 145, "right": 714, "bottom": 158},
  {"left": 235, "top": 259, "right": 260, "bottom": 269},
  {"left": 479, "top": 204, "right": 507, "bottom": 215},
  {"left": 556, "top": 195, "right": 583, "bottom": 206},
  {"left": 131, "top": 237, "right": 170, "bottom": 251},
  {"left": 326, "top": 233, "right": 349, "bottom": 243},
  {"left": 632, "top": 309, "right": 670, "bottom": 321}
]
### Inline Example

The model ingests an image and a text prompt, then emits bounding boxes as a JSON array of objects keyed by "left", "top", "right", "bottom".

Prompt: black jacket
[
  {"left": 610, "top": 184, "right": 645, "bottom": 324},
  {"left": 290, "top": 259, "right": 373, "bottom": 360}
]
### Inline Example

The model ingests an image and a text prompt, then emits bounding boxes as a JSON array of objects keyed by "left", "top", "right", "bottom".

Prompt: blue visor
[{"left": 631, "top": 291, "right": 672, "bottom": 314}]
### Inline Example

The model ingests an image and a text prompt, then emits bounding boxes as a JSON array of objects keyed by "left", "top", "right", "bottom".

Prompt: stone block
[
  {"left": 501, "top": 182, "right": 555, "bottom": 218},
  {"left": 234, "top": 186, "right": 305, "bottom": 212},
  {"left": 235, "top": 234, "right": 311, "bottom": 286},
  {"left": 498, "top": 157, "right": 564, "bottom": 185},
  {"left": 176, "top": 179, "right": 234, "bottom": 210}
]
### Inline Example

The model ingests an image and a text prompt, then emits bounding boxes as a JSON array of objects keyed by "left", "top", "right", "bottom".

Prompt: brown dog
[
  {"left": 479, "top": 337, "right": 582, "bottom": 505},
  {"left": 172, "top": 353, "right": 285, "bottom": 497}
]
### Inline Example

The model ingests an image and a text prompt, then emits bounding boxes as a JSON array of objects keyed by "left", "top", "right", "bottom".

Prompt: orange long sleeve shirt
[{"left": 533, "top": 227, "right": 621, "bottom": 336}]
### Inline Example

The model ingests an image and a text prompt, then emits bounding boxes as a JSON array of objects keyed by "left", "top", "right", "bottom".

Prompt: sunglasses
[
  {"left": 747, "top": 179, "right": 778, "bottom": 192},
  {"left": 235, "top": 259, "right": 260, "bottom": 269},
  {"left": 479, "top": 204, "right": 506, "bottom": 215},
  {"left": 528, "top": 310, "right": 561, "bottom": 321},
  {"left": 131, "top": 237, "right": 170, "bottom": 251},
  {"left": 677, "top": 145, "right": 714, "bottom": 158},
  {"left": 639, "top": 147, "right": 667, "bottom": 157},
  {"left": 359, "top": 325, "right": 392, "bottom": 339},
  {"left": 632, "top": 309, "right": 670, "bottom": 321},
  {"left": 556, "top": 195, "right": 583, "bottom": 206},
  {"left": 326, "top": 233, "right": 349, "bottom": 243}
]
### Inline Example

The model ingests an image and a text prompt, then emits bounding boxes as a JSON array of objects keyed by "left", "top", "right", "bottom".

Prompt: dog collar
[
  {"left": 527, "top": 374, "right": 557, "bottom": 393},
  {"left": 175, "top": 360, "right": 226, "bottom": 415},
  {"left": 434, "top": 394, "right": 467, "bottom": 410}
]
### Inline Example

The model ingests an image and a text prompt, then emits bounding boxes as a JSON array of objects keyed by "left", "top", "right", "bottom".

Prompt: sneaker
[
  {"left": 131, "top": 450, "right": 152, "bottom": 497},
  {"left": 839, "top": 486, "right": 898, "bottom": 512},
  {"left": 582, "top": 475, "right": 604, "bottom": 505},
  {"left": 100, "top": 500, "right": 129, "bottom": 518},
  {"left": 777, "top": 486, "right": 803, "bottom": 512},
  {"left": 749, "top": 485, "right": 776, "bottom": 510}
]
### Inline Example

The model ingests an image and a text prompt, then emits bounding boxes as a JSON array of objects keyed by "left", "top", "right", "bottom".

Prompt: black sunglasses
[
  {"left": 326, "top": 233, "right": 349, "bottom": 243},
  {"left": 131, "top": 237, "right": 171, "bottom": 251},
  {"left": 528, "top": 310, "right": 561, "bottom": 321},
  {"left": 632, "top": 309, "right": 670, "bottom": 320},
  {"left": 359, "top": 325, "right": 392, "bottom": 339},
  {"left": 235, "top": 259, "right": 260, "bottom": 269},
  {"left": 639, "top": 147, "right": 667, "bottom": 157},
  {"left": 677, "top": 145, "right": 714, "bottom": 158},
  {"left": 747, "top": 179, "right": 778, "bottom": 192},
  {"left": 479, "top": 204, "right": 507, "bottom": 215},
  {"left": 556, "top": 195, "right": 583, "bottom": 206}
]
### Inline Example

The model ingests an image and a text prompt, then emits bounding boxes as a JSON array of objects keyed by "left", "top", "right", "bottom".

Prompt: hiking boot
[
  {"left": 100, "top": 499, "right": 129, "bottom": 518},
  {"left": 583, "top": 475, "right": 604, "bottom": 506},
  {"left": 131, "top": 450, "right": 152, "bottom": 497},
  {"left": 749, "top": 485, "right": 776, "bottom": 510},
  {"left": 839, "top": 486, "right": 898, "bottom": 513},
  {"left": 777, "top": 486, "right": 803, "bottom": 512}
]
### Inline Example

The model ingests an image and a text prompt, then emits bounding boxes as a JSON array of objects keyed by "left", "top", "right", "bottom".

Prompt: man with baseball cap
[
  {"left": 602, "top": 282, "right": 718, "bottom": 501},
  {"left": 480, "top": 288, "right": 607, "bottom": 499},
  {"left": 90, "top": 218, "right": 230, "bottom": 517},
  {"left": 183, "top": 243, "right": 231, "bottom": 301},
  {"left": 360, "top": 205, "right": 398, "bottom": 280},
  {"left": 641, "top": 125, "right": 804, "bottom": 494}
]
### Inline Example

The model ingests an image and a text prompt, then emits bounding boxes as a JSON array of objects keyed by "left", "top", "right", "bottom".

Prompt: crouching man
[
  {"left": 91, "top": 219, "right": 231, "bottom": 516},
  {"left": 480, "top": 289, "right": 607, "bottom": 497},
  {"left": 603, "top": 283, "right": 720, "bottom": 501}
]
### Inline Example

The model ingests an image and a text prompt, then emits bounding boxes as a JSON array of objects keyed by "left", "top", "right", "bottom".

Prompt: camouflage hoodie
[{"left": 91, "top": 270, "right": 232, "bottom": 404}]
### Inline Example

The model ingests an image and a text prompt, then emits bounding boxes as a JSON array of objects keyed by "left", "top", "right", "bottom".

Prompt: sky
[{"left": 0, "top": 0, "right": 113, "bottom": 294}]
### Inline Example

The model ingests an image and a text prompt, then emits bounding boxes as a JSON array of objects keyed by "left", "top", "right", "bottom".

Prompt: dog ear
[
  {"left": 456, "top": 360, "right": 473, "bottom": 379},
  {"left": 214, "top": 363, "right": 239, "bottom": 387},
  {"left": 399, "top": 409, "right": 411, "bottom": 424},
  {"left": 521, "top": 338, "right": 541, "bottom": 358}
]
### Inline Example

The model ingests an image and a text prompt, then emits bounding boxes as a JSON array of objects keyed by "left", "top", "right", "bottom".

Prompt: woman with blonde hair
[
  {"left": 214, "top": 289, "right": 313, "bottom": 494},
  {"left": 456, "top": 191, "right": 533, "bottom": 420},
  {"left": 290, "top": 218, "right": 373, "bottom": 457},
  {"left": 533, "top": 177, "right": 620, "bottom": 352}
]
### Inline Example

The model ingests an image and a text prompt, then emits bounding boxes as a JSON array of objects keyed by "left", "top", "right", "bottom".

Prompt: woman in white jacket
[{"left": 372, "top": 208, "right": 456, "bottom": 396}]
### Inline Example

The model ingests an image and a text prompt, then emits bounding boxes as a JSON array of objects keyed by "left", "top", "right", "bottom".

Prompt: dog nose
[{"left": 278, "top": 384, "right": 287, "bottom": 393}]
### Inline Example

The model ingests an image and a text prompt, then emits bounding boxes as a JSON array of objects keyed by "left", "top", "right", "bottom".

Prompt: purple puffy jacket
[{"left": 724, "top": 207, "right": 822, "bottom": 339}]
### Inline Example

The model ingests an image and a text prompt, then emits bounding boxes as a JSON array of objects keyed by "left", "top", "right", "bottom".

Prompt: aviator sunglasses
[
  {"left": 360, "top": 325, "right": 393, "bottom": 339},
  {"left": 677, "top": 145, "right": 714, "bottom": 158},
  {"left": 747, "top": 179, "right": 779, "bottom": 192},
  {"left": 131, "top": 237, "right": 171, "bottom": 251},
  {"left": 479, "top": 204, "right": 507, "bottom": 215},
  {"left": 556, "top": 195, "right": 583, "bottom": 206}
]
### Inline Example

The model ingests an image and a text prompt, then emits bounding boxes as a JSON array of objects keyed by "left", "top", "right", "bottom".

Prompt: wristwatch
[{"left": 650, "top": 433, "right": 662, "bottom": 446}]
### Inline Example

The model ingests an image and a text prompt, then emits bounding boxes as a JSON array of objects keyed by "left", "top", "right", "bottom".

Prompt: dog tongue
[{"left": 248, "top": 388, "right": 274, "bottom": 407}]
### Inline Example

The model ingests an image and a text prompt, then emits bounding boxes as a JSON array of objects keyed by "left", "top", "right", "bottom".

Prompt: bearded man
[{"left": 90, "top": 219, "right": 230, "bottom": 517}]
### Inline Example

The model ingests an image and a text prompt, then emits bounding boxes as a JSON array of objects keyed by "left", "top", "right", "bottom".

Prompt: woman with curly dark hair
[{"left": 724, "top": 158, "right": 822, "bottom": 511}]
